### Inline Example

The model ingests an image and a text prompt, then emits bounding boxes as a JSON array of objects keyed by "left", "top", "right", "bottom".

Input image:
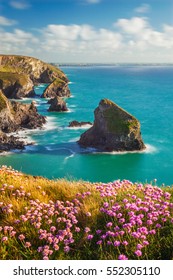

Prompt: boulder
[
  {"left": 68, "top": 120, "right": 92, "bottom": 127},
  {"left": 78, "top": 99, "right": 145, "bottom": 152},
  {"left": 48, "top": 96, "right": 68, "bottom": 112}
]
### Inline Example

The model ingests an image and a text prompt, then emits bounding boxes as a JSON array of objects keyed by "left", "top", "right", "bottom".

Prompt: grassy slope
[{"left": 0, "top": 166, "right": 173, "bottom": 260}]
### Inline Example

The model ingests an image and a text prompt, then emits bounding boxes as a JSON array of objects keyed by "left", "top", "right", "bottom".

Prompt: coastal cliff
[
  {"left": 0, "top": 55, "right": 70, "bottom": 99},
  {"left": 0, "top": 90, "right": 46, "bottom": 151},
  {"left": 78, "top": 99, "right": 145, "bottom": 152}
]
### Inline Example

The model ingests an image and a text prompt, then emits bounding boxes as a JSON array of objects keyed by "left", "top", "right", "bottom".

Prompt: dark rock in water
[
  {"left": 48, "top": 96, "right": 68, "bottom": 112},
  {"left": 68, "top": 120, "right": 92, "bottom": 127},
  {"left": 0, "top": 131, "right": 25, "bottom": 152},
  {"left": 78, "top": 99, "right": 145, "bottom": 152}
]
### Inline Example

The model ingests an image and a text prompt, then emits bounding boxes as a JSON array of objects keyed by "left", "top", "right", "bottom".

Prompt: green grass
[{"left": 0, "top": 72, "right": 29, "bottom": 87}]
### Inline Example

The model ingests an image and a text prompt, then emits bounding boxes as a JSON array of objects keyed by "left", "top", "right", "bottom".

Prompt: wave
[
  {"left": 0, "top": 151, "right": 13, "bottom": 156},
  {"left": 83, "top": 144, "right": 157, "bottom": 155},
  {"left": 67, "top": 124, "right": 92, "bottom": 130},
  {"left": 43, "top": 116, "right": 58, "bottom": 131},
  {"left": 68, "top": 137, "right": 80, "bottom": 143},
  {"left": 143, "top": 144, "right": 158, "bottom": 154}
]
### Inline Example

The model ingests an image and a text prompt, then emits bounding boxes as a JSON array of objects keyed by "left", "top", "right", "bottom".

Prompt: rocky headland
[
  {"left": 78, "top": 99, "right": 145, "bottom": 152},
  {"left": 0, "top": 55, "right": 70, "bottom": 99},
  {"left": 0, "top": 55, "right": 71, "bottom": 152}
]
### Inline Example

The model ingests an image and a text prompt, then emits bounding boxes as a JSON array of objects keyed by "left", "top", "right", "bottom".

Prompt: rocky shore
[{"left": 0, "top": 55, "right": 72, "bottom": 152}]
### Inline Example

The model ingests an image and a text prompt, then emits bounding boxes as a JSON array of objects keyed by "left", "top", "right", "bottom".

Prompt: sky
[{"left": 0, "top": 0, "right": 173, "bottom": 63}]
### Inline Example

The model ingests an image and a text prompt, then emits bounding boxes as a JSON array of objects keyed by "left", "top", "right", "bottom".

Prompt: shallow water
[{"left": 0, "top": 66, "right": 173, "bottom": 185}]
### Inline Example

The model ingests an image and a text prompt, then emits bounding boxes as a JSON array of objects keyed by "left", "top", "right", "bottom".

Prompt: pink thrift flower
[
  {"left": 18, "top": 234, "right": 25, "bottom": 241},
  {"left": 106, "top": 222, "right": 113, "bottom": 228},
  {"left": 118, "top": 254, "right": 128, "bottom": 260},
  {"left": 75, "top": 227, "right": 80, "bottom": 232},
  {"left": 50, "top": 226, "right": 56, "bottom": 232},
  {"left": 114, "top": 241, "right": 120, "bottom": 247},
  {"left": 87, "top": 234, "right": 93, "bottom": 240},
  {"left": 135, "top": 250, "right": 142, "bottom": 257},
  {"left": 1, "top": 236, "right": 8, "bottom": 242},
  {"left": 86, "top": 212, "right": 91, "bottom": 217},
  {"left": 137, "top": 244, "right": 143, "bottom": 250},
  {"left": 96, "top": 240, "right": 102, "bottom": 245},
  {"left": 122, "top": 241, "right": 128, "bottom": 246},
  {"left": 53, "top": 244, "right": 59, "bottom": 251},
  {"left": 25, "top": 242, "right": 31, "bottom": 248},
  {"left": 64, "top": 246, "right": 70, "bottom": 253},
  {"left": 84, "top": 227, "right": 90, "bottom": 233}
]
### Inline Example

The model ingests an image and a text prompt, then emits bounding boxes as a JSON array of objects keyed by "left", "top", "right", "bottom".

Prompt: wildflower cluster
[
  {"left": 95, "top": 180, "right": 173, "bottom": 259},
  {"left": 0, "top": 166, "right": 173, "bottom": 260}
]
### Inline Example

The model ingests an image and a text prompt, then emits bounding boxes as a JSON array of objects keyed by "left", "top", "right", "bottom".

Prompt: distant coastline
[{"left": 53, "top": 63, "right": 173, "bottom": 67}]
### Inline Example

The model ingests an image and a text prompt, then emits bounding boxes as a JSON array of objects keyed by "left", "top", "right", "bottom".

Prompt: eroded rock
[{"left": 78, "top": 99, "right": 145, "bottom": 152}]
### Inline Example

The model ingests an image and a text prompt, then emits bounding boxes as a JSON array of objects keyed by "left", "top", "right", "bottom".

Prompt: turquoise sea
[{"left": 0, "top": 65, "right": 173, "bottom": 185}]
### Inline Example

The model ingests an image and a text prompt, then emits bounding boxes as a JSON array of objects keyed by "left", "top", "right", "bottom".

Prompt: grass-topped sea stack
[{"left": 78, "top": 99, "right": 145, "bottom": 152}]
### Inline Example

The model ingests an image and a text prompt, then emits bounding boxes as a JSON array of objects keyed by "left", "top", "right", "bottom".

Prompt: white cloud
[
  {"left": 135, "top": 3, "right": 151, "bottom": 13},
  {"left": 10, "top": 0, "right": 30, "bottom": 10},
  {"left": 115, "top": 17, "right": 173, "bottom": 49},
  {"left": 0, "top": 28, "right": 38, "bottom": 55},
  {"left": 1, "top": 16, "right": 173, "bottom": 63},
  {"left": 116, "top": 17, "right": 149, "bottom": 34},
  {"left": 41, "top": 24, "right": 122, "bottom": 56},
  {"left": 0, "top": 15, "right": 17, "bottom": 26}
]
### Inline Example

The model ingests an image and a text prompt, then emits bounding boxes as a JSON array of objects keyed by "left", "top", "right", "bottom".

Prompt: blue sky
[{"left": 0, "top": 0, "right": 173, "bottom": 62}]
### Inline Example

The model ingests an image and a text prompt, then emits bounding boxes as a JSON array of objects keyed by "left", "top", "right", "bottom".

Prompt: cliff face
[
  {"left": 0, "top": 55, "right": 70, "bottom": 99},
  {"left": 78, "top": 99, "right": 145, "bottom": 152},
  {"left": 0, "top": 90, "right": 46, "bottom": 133},
  {"left": 0, "top": 90, "right": 46, "bottom": 151}
]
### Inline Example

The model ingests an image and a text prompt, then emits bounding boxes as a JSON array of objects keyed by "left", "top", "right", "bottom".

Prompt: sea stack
[{"left": 78, "top": 99, "right": 145, "bottom": 152}]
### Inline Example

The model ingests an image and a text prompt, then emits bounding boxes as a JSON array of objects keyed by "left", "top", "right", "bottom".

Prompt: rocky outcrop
[
  {"left": 0, "top": 55, "right": 70, "bottom": 99},
  {"left": 0, "top": 131, "right": 25, "bottom": 152},
  {"left": 42, "top": 79, "right": 70, "bottom": 98},
  {"left": 68, "top": 121, "right": 92, "bottom": 127},
  {"left": 48, "top": 96, "right": 68, "bottom": 112},
  {"left": 0, "top": 90, "right": 46, "bottom": 133},
  {"left": 11, "top": 101, "right": 46, "bottom": 130},
  {"left": 78, "top": 99, "right": 145, "bottom": 152},
  {"left": 0, "top": 90, "right": 46, "bottom": 151}
]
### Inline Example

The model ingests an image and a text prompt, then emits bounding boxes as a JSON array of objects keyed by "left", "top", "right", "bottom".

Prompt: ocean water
[{"left": 0, "top": 65, "right": 173, "bottom": 185}]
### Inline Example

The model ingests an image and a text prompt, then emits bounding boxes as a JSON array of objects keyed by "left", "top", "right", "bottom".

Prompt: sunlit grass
[{"left": 0, "top": 165, "right": 173, "bottom": 260}]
